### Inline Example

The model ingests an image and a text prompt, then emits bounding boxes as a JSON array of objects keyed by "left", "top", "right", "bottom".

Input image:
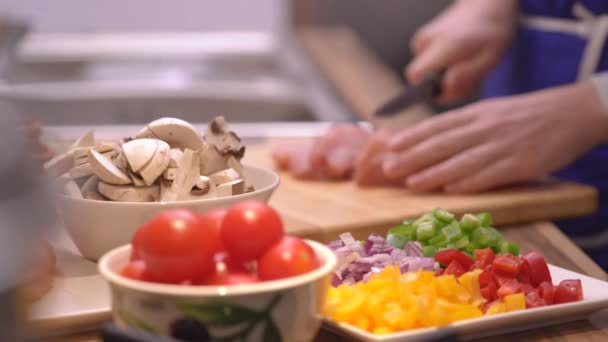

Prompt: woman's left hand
[{"left": 380, "top": 81, "right": 608, "bottom": 193}]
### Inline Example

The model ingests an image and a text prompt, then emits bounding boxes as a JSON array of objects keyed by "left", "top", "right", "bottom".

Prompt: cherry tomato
[
  {"left": 133, "top": 209, "right": 221, "bottom": 283},
  {"left": 200, "top": 208, "right": 227, "bottom": 250},
  {"left": 517, "top": 258, "right": 533, "bottom": 285},
  {"left": 434, "top": 249, "right": 474, "bottom": 270},
  {"left": 443, "top": 260, "right": 466, "bottom": 277},
  {"left": 554, "top": 279, "right": 583, "bottom": 304},
  {"left": 525, "top": 289, "right": 545, "bottom": 308},
  {"left": 522, "top": 252, "right": 553, "bottom": 286},
  {"left": 474, "top": 248, "right": 495, "bottom": 270},
  {"left": 220, "top": 201, "right": 284, "bottom": 261},
  {"left": 258, "top": 237, "right": 317, "bottom": 281},
  {"left": 435, "top": 268, "right": 445, "bottom": 276},
  {"left": 492, "top": 254, "right": 520, "bottom": 278},
  {"left": 204, "top": 272, "right": 260, "bottom": 285},
  {"left": 538, "top": 281, "right": 554, "bottom": 305},
  {"left": 120, "top": 260, "right": 149, "bottom": 281}
]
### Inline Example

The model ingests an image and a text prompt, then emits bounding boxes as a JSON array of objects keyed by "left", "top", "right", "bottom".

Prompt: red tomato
[
  {"left": 434, "top": 249, "right": 474, "bottom": 270},
  {"left": 525, "top": 289, "right": 545, "bottom": 308},
  {"left": 522, "top": 252, "right": 553, "bottom": 286},
  {"left": 479, "top": 271, "right": 498, "bottom": 301},
  {"left": 200, "top": 208, "right": 227, "bottom": 250},
  {"left": 204, "top": 272, "right": 260, "bottom": 285},
  {"left": 497, "top": 279, "right": 522, "bottom": 298},
  {"left": 538, "top": 281, "right": 554, "bottom": 305},
  {"left": 133, "top": 209, "right": 221, "bottom": 283},
  {"left": 517, "top": 258, "right": 533, "bottom": 285},
  {"left": 221, "top": 201, "right": 284, "bottom": 261},
  {"left": 474, "top": 248, "right": 495, "bottom": 270},
  {"left": 554, "top": 279, "right": 583, "bottom": 304},
  {"left": 444, "top": 260, "right": 466, "bottom": 277},
  {"left": 120, "top": 260, "right": 149, "bottom": 281},
  {"left": 492, "top": 254, "right": 520, "bottom": 278},
  {"left": 435, "top": 268, "right": 445, "bottom": 276},
  {"left": 258, "top": 237, "right": 317, "bottom": 281}
]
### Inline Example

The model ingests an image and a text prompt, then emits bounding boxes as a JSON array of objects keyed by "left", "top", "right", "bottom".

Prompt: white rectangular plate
[{"left": 322, "top": 265, "right": 608, "bottom": 341}]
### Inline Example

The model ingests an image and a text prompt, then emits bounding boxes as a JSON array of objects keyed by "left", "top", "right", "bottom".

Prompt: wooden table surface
[{"left": 43, "top": 222, "right": 607, "bottom": 342}]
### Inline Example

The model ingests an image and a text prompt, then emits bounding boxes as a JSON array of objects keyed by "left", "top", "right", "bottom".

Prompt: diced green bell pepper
[
  {"left": 497, "top": 240, "right": 520, "bottom": 256},
  {"left": 471, "top": 227, "right": 502, "bottom": 247},
  {"left": 460, "top": 214, "right": 479, "bottom": 233},
  {"left": 433, "top": 208, "right": 455, "bottom": 224},
  {"left": 428, "top": 234, "right": 447, "bottom": 247},
  {"left": 422, "top": 245, "right": 438, "bottom": 257},
  {"left": 447, "top": 235, "right": 470, "bottom": 250},
  {"left": 441, "top": 221, "right": 462, "bottom": 242},
  {"left": 388, "top": 224, "right": 417, "bottom": 241},
  {"left": 477, "top": 212, "right": 493, "bottom": 227},
  {"left": 416, "top": 221, "right": 437, "bottom": 241}
]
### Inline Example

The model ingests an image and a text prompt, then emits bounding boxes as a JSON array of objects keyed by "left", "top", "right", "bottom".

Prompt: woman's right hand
[{"left": 407, "top": 0, "right": 518, "bottom": 103}]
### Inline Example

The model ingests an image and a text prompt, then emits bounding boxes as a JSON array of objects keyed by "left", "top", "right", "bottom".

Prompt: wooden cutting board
[{"left": 243, "top": 139, "right": 598, "bottom": 242}]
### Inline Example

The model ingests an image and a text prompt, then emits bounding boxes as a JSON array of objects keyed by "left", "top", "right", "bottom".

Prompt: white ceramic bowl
[
  {"left": 58, "top": 165, "right": 279, "bottom": 261},
  {"left": 98, "top": 240, "right": 337, "bottom": 342}
]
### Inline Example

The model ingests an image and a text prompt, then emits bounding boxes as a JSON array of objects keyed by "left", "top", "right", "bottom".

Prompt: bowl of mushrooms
[{"left": 45, "top": 117, "right": 280, "bottom": 261}]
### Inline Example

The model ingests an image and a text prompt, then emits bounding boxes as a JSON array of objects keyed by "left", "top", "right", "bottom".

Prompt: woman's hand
[
  {"left": 382, "top": 82, "right": 608, "bottom": 193},
  {"left": 407, "top": 0, "right": 518, "bottom": 103}
]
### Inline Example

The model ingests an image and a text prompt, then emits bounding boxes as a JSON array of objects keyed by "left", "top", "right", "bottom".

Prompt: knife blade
[{"left": 374, "top": 70, "right": 444, "bottom": 117}]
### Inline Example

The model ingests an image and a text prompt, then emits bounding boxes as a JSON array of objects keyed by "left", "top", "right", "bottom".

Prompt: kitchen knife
[{"left": 374, "top": 70, "right": 444, "bottom": 117}]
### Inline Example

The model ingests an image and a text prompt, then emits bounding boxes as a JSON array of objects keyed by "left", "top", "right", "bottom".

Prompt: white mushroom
[
  {"left": 209, "top": 168, "right": 240, "bottom": 185},
  {"left": 199, "top": 142, "right": 229, "bottom": 175},
  {"left": 128, "top": 171, "right": 146, "bottom": 187},
  {"left": 98, "top": 182, "right": 160, "bottom": 202},
  {"left": 135, "top": 117, "right": 203, "bottom": 150},
  {"left": 203, "top": 116, "right": 245, "bottom": 157},
  {"left": 160, "top": 149, "right": 200, "bottom": 202},
  {"left": 216, "top": 179, "right": 245, "bottom": 197},
  {"left": 72, "top": 144, "right": 116, "bottom": 160},
  {"left": 44, "top": 151, "right": 74, "bottom": 179},
  {"left": 80, "top": 175, "right": 100, "bottom": 194},
  {"left": 112, "top": 149, "right": 129, "bottom": 171},
  {"left": 88, "top": 150, "right": 132, "bottom": 185},
  {"left": 69, "top": 163, "right": 94, "bottom": 179},
  {"left": 74, "top": 150, "right": 115, "bottom": 166},
  {"left": 163, "top": 168, "right": 177, "bottom": 181},
  {"left": 169, "top": 148, "right": 183, "bottom": 168},
  {"left": 63, "top": 180, "right": 83, "bottom": 199},
  {"left": 83, "top": 191, "right": 106, "bottom": 201},
  {"left": 122, "top": 138, "right": 159, "bottom": 173},
  {"left": 70, "top": 130, "right": 95, "bottom": 149},
  {"left": 138, "top": 140, "right": 171, "bottom": 186}
]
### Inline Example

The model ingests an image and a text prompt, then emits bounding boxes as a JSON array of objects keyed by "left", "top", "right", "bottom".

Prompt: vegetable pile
[
  {"left": 119, "top": 201, "right": 319, "bottom": 285},
  {"left": 324, "top": 209, "right": 584, "bottom": 335}
]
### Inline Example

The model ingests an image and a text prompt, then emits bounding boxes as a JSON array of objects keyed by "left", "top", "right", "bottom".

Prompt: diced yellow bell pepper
[
  {"left": 485, "top": 302, "right": 506, "bottom": 316},
  {"left": 504, "top": 293, "right": 526, "bottom": 312},
  {"left": 373, "top": 327, "right": 393, "bottom": 334}
]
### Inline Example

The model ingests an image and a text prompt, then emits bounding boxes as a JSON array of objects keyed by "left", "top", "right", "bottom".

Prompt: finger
[
  {"left": 405, "top": 142, "right": 504, "bottom": 192},
  {"left": 406, "top": 40, "right": 462, "bottom": 85},
  {"left": 410, "top": 27, "right": 434, "bottom": 56},
  {"left": 438, "top": 51, "right": 497, "bottom": 103},
  {"left": 382, "top": 123, "right": 488, "bottom": 179},
  {"left": 387, "top": 111, "right": 474, "bottom": 151},
  {"left": 443, "top": 157, "right": 527, "bottom": 193},
  {"left": 354, "top": 132, "right": 402, "bottom": 187}
]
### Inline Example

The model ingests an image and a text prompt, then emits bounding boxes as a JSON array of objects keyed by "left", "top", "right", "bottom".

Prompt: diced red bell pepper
[
  {"left": 522, "top": 251, "right": 552, "bottom": 286},
  {"left": 554, "top": 279, "right": 583, "bottom": 304},
  {"left": 474, "top": 248, "right": 495, "bottom": 270},
  {"left": 497, "top": 279, "right": 522, "bottom": 298},
  {"left": 538, "top": 281, "right": 554, "bottom": 305},
  {"left": 492, "top": 253, "right": 521, "bottom": 278},
  {"left": 478, "top": 270, "right": 498, "bottom": 301},
  {"left": 525, "top": 289, "right": 546, "bottom": 308},
  {"left": 435, "top": 249, "right": 474, "bottom": 270},
  {"left": 444, "top": 260, "right": 466, "bottom": 277}
]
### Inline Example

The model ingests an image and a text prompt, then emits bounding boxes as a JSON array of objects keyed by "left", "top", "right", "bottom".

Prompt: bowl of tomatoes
[
  {"left": 98, "top": 201, "right": 337, "bottom": 342},
  {"left": 63, "top": 164, "right": 280, "bottom": 261}
]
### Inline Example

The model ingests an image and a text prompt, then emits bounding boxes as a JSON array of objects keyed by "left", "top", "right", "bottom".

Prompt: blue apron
[{"left": 481, "top": 0, "right": 608, "bottom": 270}]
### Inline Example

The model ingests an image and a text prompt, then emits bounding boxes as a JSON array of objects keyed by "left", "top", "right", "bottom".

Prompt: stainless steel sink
[{"left": 0, "top": 32, "right": 354, "bottom": 125}]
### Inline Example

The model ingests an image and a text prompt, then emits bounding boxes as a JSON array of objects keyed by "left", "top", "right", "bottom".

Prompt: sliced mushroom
[
  {"left": 69, "top": 163, "right": 94, "bottom": 179},
  {"left": 122, "top": 138, "right": 159, "bottom": 173},
  {"left": 74, "top": 150, "right": 115, "bottom": 166},
  {"left": 88, "top": 150, "right": 132, "bottom": 185},
  {"left": 112, "top": 149, "right": 129, "bottom": 171},
  {"left": 44, "top": 151, "right": 74, "bottom": 179},
  {"left": 138, "top": 140, "right": 171, "bottom": 186},
  {"left": 160, "top": 149, "right": 200, "bottom": 202},
  {"left": 226, "top": 155, "right": 253, "bottom": 192},
  {"left": 163, "top": 168, "right": 177, "bottom": 181},
  {"left": 70, "top": 130, "right": 95, "bottom": 149},
  {"left": 80, "top": 175, "right": 100, "bottom": 194},
  {"left": 135, "top": 117, "right": 203, "bottom": 150},
  {"left": 98, "top": 182, "right": 160, "bottom": 202},
  {"left": 72, "top": 144, "right": 116, "bottom": 160},
  {"left": 216, "top": 179, "right": 245, "bottom": 197},
  {"left": 209, "top": 168, "right": 240, "bottom": 185},
  {"left": 83, "top": 191, "right": 106, "bottom": 201},
  {"left": 128, "top": 171, "right": 146, "bottom": 187},
  {"left": 169, "top": 148, "right": 183, "bottom": 168},
  {"left": 199, "top": 142, "right": 229, "bottom": 176},
  {"left": 63, "top": 180, "right": 83, "bottom": 199},
  {"left": 203, "top": 116, "right": 245, "bottom": 158}
]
